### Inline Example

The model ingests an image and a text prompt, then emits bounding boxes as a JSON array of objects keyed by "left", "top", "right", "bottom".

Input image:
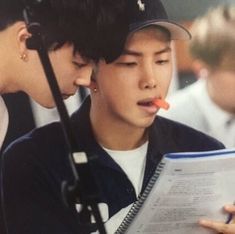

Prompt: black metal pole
[{"left": 22, "top": 3, "right": 106, "bottom": 233}]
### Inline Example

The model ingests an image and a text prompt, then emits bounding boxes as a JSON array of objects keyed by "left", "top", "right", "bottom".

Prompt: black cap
[{"left": 128, "top": 0, "right": 191, "bottom": 40}]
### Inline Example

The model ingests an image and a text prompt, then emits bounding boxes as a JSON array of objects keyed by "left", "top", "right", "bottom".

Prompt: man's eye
[
  {"left": 73, "top": 61, "right": 88, "bottom": 68},
  {"left": 156, "top": 60, "right": 169, "bottom": 65},
  {"left": 116, "top": 62, "right": 137, "bottom": 67}
]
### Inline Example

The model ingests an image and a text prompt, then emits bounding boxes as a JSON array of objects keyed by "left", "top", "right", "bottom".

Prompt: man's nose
[
  {"left": 74, "top": 69, "right": 92, "bottom": 87},
  {"left": 139, "top": 65, "right": 157, "bottom": 89},
  {"left": 74, "top": 77, "right": 90, "bottom": 87}
]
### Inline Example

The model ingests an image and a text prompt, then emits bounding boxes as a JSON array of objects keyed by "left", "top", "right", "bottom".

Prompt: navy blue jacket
[{"left": 1, "top": 97, "right": 224, "bottom": 234}]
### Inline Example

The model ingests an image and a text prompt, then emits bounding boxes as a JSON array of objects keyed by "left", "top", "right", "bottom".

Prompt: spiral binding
[{"left": 115, "top": 160, "right": 166, "bottom": 234}]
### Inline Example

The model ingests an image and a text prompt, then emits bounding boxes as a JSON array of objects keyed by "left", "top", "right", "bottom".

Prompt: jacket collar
[
  {"left": 70, "top": 96, "right": 123, "bottom": 172},
  {"left": 70, "top": 96, "right": 177, "bottom": 185}
]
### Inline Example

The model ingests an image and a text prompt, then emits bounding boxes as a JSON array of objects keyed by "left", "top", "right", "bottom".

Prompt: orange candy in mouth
[{"left": 152, "top": 99, "right": 170, "bottom": 110}]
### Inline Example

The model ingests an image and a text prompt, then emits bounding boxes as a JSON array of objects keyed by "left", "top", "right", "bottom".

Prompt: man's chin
[
  {"left": 137, "top": 118, "right": 156, "bottom": 129},
  {"left": 40, "top": 100, "right": 56, "bottom": 109}
]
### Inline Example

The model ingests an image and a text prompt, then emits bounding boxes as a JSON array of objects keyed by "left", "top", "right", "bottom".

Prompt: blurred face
[
  {"left": 24, "top": 43, "right": 92, "bottom": 108},
  {"left": 207, "top": 68, "right": 235, "bottom": 114},
  {"left": 92, "top": 27, "right": 173, "bottom": 130}
]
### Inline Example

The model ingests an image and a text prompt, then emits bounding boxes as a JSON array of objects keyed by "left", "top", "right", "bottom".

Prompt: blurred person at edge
[
  {"left": 160, "top": 5, "right": 235, "bottom": 148},
  {"left": 0, "top": 0, "right": 128, "bottom": 150}
]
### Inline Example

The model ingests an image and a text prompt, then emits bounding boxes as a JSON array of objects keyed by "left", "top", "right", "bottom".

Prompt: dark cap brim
[{"left": 129, "top": 20, "right": 191, "bottom": 40}]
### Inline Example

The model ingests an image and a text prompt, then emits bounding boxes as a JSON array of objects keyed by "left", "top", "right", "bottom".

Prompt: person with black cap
[{"left": 2, "top": 0, "right": 234, "bottom": 233}]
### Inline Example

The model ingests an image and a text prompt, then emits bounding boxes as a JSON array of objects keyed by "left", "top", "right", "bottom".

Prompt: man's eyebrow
[
  {"left": 154, "top": 46, "right": 171, "bottom": 55},
  {"left": 121, "top": 46, "right": 172, "bottom": 57}
]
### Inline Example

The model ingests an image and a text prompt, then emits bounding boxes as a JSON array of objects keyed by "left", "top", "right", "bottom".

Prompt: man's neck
[{"left": 90, "top": 111, "right": 148, "bottom": 151}]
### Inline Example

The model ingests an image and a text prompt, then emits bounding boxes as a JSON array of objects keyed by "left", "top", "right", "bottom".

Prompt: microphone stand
[{"left": 22, "top": 2, "right": 106, "bottom": 234}]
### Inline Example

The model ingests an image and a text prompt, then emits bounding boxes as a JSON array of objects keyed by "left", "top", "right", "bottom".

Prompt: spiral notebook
[{"left": 115, "top": 148, "right": 235, "bottom": 234}]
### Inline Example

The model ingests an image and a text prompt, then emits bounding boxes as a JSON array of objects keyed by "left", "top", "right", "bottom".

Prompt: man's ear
[
  {"left": 87, "top": 71, "right": 98, "bottom": 92},
  {"left": 16, "top": 22, "right": 31, "bottom": 56}
]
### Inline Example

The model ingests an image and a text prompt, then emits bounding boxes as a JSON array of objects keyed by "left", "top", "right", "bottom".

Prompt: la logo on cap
[{"left": 137, "top": 0, "right": 145, "bottom": 11}]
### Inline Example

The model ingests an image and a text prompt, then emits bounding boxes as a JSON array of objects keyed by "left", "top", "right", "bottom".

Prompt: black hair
[{"left": 0, "top": 0, "right": 129, "bottom": 62}]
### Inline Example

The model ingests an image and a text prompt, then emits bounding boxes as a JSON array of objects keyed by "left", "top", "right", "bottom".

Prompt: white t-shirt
[
  {"left": 102, "top": 141, "right": 148, "bottom": 233},
  {"left": 0, "top": 96, "right": 9, "bottom": 150}
]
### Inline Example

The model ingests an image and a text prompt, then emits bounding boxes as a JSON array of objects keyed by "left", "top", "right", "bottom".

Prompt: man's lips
[
  {"left": 137, "top": 97, "right": 156, "bottom": 105},
  {"left": 137, "top": 98, "right": 159, "bottom": 114},
  {"left": 137, "top": 98, "right": 170, "bottom": 110}
]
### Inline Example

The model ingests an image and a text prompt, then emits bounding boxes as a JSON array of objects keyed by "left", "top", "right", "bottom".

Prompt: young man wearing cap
[{"left": 2, "top": 0, "right": 234, "bottom": 233}]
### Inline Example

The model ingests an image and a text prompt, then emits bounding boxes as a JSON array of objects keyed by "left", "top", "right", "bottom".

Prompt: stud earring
[
  {"left": 20, "top": 53, "right": 28, "bottom": 62},
  {"left": 93, "top": 87, "right": 97, "bottom": 92}
]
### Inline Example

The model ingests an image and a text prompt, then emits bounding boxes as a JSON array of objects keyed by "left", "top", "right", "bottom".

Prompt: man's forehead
[
  {"left": 127, "top": 25, "right": 171, "bottom": 42},
  {"left": 122, "top": 28, "right": 171, "bottom": 51},
  {"left": 120, "top": 45, "right": 172, "bottom": 57}
]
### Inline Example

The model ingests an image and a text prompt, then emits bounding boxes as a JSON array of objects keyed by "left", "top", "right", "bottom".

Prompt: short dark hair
[{"left": 0, "top": 0, "right": 129, "bottom": 62}]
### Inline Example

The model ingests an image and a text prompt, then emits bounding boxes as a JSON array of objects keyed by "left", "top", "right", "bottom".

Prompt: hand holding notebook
[{"left": 117, "top": 148, "right": 235, "bottom": 234}]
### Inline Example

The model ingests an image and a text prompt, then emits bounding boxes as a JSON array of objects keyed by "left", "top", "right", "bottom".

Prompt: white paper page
[{"left": 126, "top": 149, "right": 235, "bottom": 234}]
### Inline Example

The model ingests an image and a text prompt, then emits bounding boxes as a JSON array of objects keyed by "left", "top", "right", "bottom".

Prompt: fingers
[{"left": 199, "top": 219, "right": 235, "bottom": 234}]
